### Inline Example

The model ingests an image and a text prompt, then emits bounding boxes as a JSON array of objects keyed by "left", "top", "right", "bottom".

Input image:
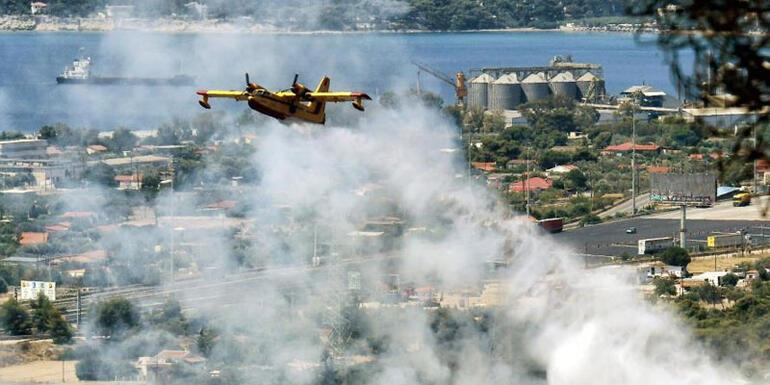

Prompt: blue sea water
[{"left": 0, "top": 31, "right": 689, "bottom": 132}]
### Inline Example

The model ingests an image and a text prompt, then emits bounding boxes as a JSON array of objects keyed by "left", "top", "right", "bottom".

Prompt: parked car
[{"left": 625, "top": 227, "right": 637, "bottom": 234}]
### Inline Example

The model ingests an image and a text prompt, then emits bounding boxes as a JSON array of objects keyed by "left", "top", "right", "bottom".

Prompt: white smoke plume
[
  {"left": 17, "top": 16, "right": 749, "bottom": 385},
  {"left": 218, "top": 104, "right": 745, "bottom": 385}
]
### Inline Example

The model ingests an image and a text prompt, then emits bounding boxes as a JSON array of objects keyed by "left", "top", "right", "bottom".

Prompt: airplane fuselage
[
  {"left": 246, "top": 90, "right": 326, "bottom": 124},
  {"left": 196, "top": 75, "right": 369, "bottom": 125}
]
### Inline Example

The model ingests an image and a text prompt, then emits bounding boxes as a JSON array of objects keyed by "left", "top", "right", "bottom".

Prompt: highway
[
  {"left": 54, "top": 254, "right": 397, "bottom": 325},
  {"left": 649, "top": 198, "right": 767, "bottom": 221},
  {"left": 553, "top": 217, "right": 769, "bottom": 257},
  {"left": 598, "top": 193, "right": 651, "bottom": 219}
]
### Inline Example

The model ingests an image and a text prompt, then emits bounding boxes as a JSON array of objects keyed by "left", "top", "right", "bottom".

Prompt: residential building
[
  {"left": 20, "top": 232, "right": 48, "bottom": 246},
  {"left": 115, "top": 174, "right": 142, "bottom": 190},
  {"left": 471, "top": 162, "right": 496, "bottom": 172},
  {"left": 601, "top": 142, "right": 661, "bottom": 156},
  {"left": 684, "top": 271, "right": 731, "bottom": 287},
  {"left": 97, "top": 155, "right": 171, "bottom": 173},
  {"left": 135, "top": 350, "right": 206, "bottom": 382},
  {"left": 0, "top": 139, "right": 48, "bottom": 159},
  {"left": 87, "top": 144, "right": 108, "bottom": 155},
  {"left": 30, "top": 2, "right": 47, "bottom": 14},
  {"left": 546, "top": 164, "right": 578, "bottom": 175},
  {"left": 509, "top": 177, "right": 552, "bottom": 193}
]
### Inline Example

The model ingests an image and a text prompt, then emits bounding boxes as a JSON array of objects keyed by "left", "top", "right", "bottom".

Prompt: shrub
[{"left": 659, "top": 246, "right": 691, "bottom": 267}]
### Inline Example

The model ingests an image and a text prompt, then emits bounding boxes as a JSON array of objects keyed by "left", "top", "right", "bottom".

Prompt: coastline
[{"left": 0, "top": 15, "right": 656, "bottom": 35}]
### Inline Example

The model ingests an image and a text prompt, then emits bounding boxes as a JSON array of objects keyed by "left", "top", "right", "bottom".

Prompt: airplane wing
[
  {"left": 306, "top": 92, "right": 372, "bottom": 102},
  {"left": 196, "top": 90, "right": 250, "bottom": 101},
  {"left": 196, "top": 90, "right": 250, "bottom": 109}
]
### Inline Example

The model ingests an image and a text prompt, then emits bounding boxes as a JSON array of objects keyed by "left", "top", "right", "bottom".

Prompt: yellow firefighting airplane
[{"left": 196, "top": 74, "right": 371, "bottom": 124}]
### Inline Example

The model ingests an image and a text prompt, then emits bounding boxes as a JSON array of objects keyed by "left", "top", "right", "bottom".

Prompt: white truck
[{"left": 638, "top": 237, "right": 674, "bottom": 255}]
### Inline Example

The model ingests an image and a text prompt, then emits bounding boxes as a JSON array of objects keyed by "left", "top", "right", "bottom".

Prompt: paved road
[
  {"left": 553, "top": 217, "right": 769, "bottom": 257},
  {"left": 650, "top": 198, "right": 767, "bottom": 221},
  {"left": 599, "top": 193, "right": 651, "bottom": 219}
]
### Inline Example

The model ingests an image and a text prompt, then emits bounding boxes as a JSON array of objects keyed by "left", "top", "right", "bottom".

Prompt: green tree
[
  {"left": 694, "top": 284, "right": 723, "bottom": 306},
  {"left": 482, "top": 111, "right": 505, "bottom": 132},
  {"left": 106, "top": 128, "right": 138, "bottom": 153},
  {"left": 565, "top": 169, "right": 588, "bottom": 191},
  {"left": 197, "top": 326, "right": 216, "bottom": 357},
  {"left": 0, "top": 298, "right": 31, "bottom": 335},
  {"left": 49, "top": 310, "right": 73, "bottom": 344},
  {"left": 151, "top": 298, "right": 188, "bottom": 335},
  {"left": 141, "top": 172, "right": 161, "bottom": 191},
  {"left": 653, "top": 276, "right": 677, "bottom": 296},
  {"left": 84, "top": 163, "right": 117, "bottom": 187},
  {"left": 0, "top": 277, "right": 7, "bottom": 294},
  {"left": 721, "top": 273, "right": 740, "bottom": 287},
  {"left": 659, "top": 246, "right": 691, "bottom": 267},
  {"left": 31, "top": 292, "right": 56, "bottom": 334},
  {"left": 38, "top": 123, "right": 84, "bottom": 146},
  {"left": 94, "top": 297, "right": 140, "bottom": 339}
]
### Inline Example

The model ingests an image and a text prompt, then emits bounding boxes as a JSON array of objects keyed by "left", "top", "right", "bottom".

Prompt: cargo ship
[{"left": 56, "top": 56, "right": 194, "bottom": 86}]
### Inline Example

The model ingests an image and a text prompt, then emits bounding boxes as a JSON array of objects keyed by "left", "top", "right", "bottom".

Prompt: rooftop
[
  {"left": 603, "top": 142, "right": 660, "bottom": 152},
  {"left": 547, "top": 164, "right": 577, "bottom": 174},
  {"left": 622, "top": 85, "right": 666, "bottom": 97},
  {"left": 647, "top": 166, "right": 671, "bottom": 174},
  {"left": 509, "top": 177, "right": 552, "bottom": 193},
  {"left": 101, "top": 155, "right": 171, "bottom": 167},
  {"left": 471, "top": 162, "right": 496, "bottom": 172},
  {"left": 20, "top": 232, "right": 48, "bottom": 246}
]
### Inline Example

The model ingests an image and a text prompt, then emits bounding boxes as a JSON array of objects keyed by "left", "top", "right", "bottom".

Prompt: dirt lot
[
  {"left": 0, "top": 360, "right": 146, "bottom": 384},
  {"left": 0, "top": 360, "right": 79, "bottom": 383},
  {"left": 687, "top": 255, "right": 762, "bottom": 274}
]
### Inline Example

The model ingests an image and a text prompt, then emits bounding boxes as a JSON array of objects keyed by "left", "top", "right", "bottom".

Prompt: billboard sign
[
  {"left": 650, "top": 173, "right": 716, "bottom": 206},
  {"left": 19, "top": 280, "right": 56, "bottom": 301}
]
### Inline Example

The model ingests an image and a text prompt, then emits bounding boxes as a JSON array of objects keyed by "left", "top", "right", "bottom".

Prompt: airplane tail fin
[
  {"left": 310, "top": 76, "right": 330, "bottom": 119},
  {"left": 315, "top": 76, "right": 331, "bottom": 93}
]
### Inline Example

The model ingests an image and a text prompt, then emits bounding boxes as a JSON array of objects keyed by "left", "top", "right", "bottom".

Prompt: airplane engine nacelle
[
  {"left": 352, "top": 99, "right": 365, "bottom": 112},
  {"left": 248, "top": 97, "right": 261, "bottom": 111}
]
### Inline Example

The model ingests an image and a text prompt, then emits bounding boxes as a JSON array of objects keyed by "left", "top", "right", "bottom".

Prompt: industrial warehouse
[{"left": 466, "top": 57, "right": 606, "bottom": 110}]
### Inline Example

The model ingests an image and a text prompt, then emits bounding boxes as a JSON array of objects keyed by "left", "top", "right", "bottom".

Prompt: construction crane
[{"left": 412, "top": 61, "right": 467, "bottom": 106}]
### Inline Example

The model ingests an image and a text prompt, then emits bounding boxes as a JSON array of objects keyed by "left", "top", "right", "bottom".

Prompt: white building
[
  {"left": 546, "top": 164, "right": 578, "bottom": 175},
  {"left": 105, "top": 5, "right": 134, "bottom": 18},
  {"left": 0, "top": 139, "right": 48, "bottom": 159},
  {"left": 30, "top": 2, "right": 47, "bottom": 15},
  {"left": 184, "top": 2, "right": 208, "bottom": 19}
]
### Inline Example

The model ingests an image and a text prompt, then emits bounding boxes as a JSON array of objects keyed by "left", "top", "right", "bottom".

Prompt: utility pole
[
  {"left": 75, "top": 288, "right": 81, "bottom": 328},
  {"left": 680, "top": 204, "right": 687, "bottom": 249},
  {"left": 753, "top": 126, "right": 758, "bottom": 194},
  {"left": 416, "top": 70, "right": 421, "bottom": 95},
  {"left": 525, "top": 146, "right": 530, "bottom": 217},
  {"left": 631, "top": 98, "right": 637, "bottom": 216}
]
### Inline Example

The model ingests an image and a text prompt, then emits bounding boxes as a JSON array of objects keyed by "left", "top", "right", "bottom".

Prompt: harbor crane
[{"left": 412, "top": 61, "right": 467, "bottom": 106}]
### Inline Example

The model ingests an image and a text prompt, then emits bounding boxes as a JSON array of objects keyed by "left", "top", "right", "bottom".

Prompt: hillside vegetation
[{"left": 0, "top": 0, "right": 629, "bottom": 30}]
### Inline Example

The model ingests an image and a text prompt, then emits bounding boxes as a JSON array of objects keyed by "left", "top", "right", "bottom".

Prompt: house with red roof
[
  {"left": 20, "top": 232, "right": 48, "bottom": 246},
  {"left": 471, "top": 162, "right": 496, "bottom": 172},
  {"left": 601, "top": 142, "right": 661, "bottom": 157},
  {"left": 114, "top": 174, "right": 142, "bottom": 190},
  {"left": 509, "top": 177, "right": 553, "bottom": 193},
  {"left": 647, "top": 166, "right": 671, "bottom": 174}
]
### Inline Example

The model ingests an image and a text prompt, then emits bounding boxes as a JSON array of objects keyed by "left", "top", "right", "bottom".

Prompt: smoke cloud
[{"left": 15, "top": 17, "right": 749, "bottom": 385}]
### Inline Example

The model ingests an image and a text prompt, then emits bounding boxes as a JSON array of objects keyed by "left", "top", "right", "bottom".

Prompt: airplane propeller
[{"left": 245, "top": 73, "right": 256, "bottom": 92}]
